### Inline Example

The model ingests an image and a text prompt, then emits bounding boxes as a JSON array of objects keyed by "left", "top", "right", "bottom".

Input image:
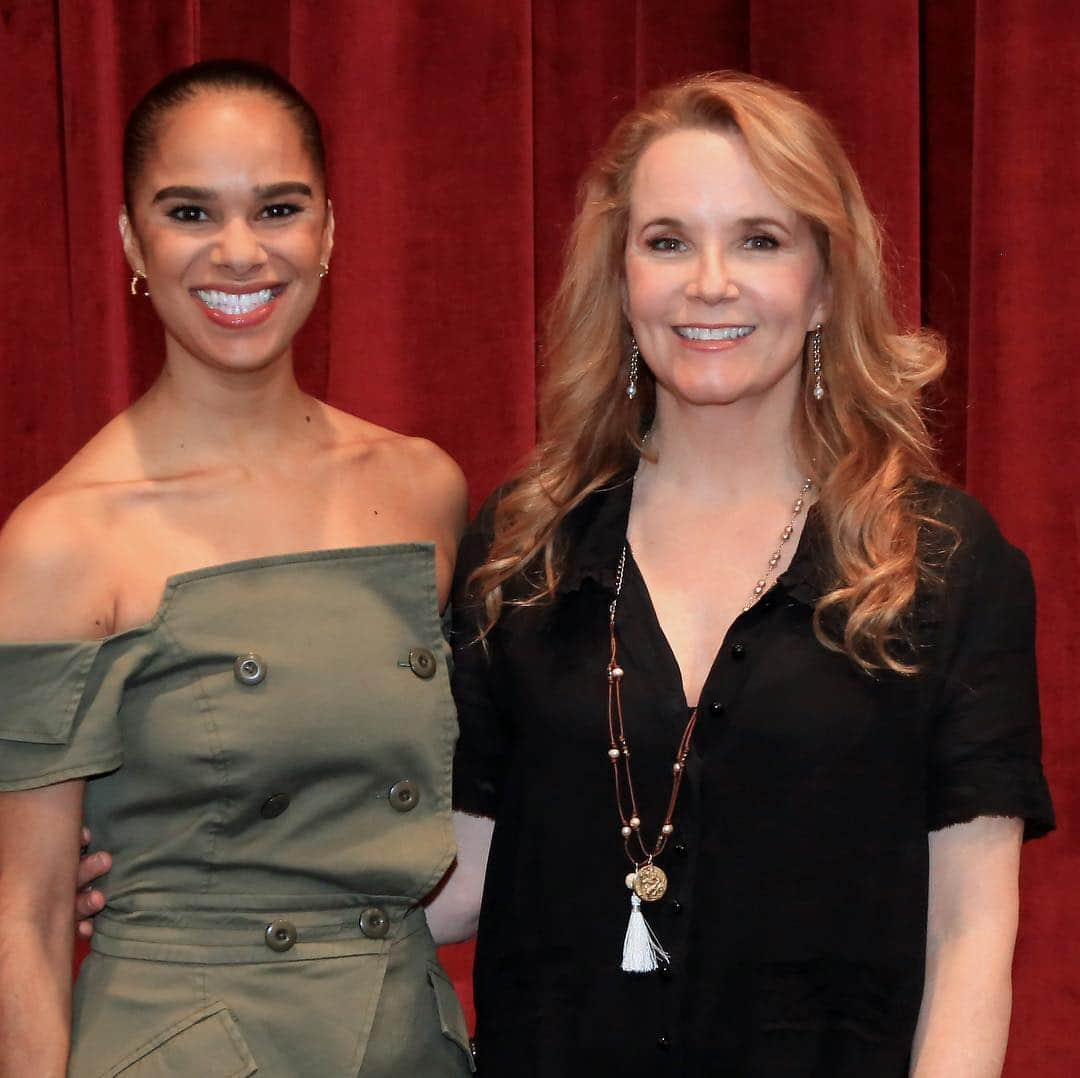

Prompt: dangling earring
[
  {"left": 626, "top": 339, "right": 640, "bottom": 400},
  {"left": 318, "top": 261, "right": 330, "bottom": 279},
  {"left": 810, "top": 324, "right": 825, "bottom": 400},
  {"left": 129, "top": 271, "right": 149, "bottom": 297}
]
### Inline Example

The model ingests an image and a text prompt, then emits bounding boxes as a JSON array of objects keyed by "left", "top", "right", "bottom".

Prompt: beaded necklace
[{"left": 607, "top": 477, "right": 813, "bottom": 973}]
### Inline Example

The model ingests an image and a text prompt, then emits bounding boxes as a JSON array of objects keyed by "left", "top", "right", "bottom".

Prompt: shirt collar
[{"left": 556, "top": 473, "right": 831, "bottom": 607}]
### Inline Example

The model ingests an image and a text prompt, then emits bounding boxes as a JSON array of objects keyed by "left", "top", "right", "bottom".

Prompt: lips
[{"left": 192, "top": 285, "right": 285, "bottom": 329}]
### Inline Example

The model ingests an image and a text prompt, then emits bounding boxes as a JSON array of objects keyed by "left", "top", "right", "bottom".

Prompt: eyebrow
[
  {"left": 638, "top": 214, "right": 794, "bottom": 234},
  {"left": 151, "top": 181, "right": 314, "bottom": 204}
]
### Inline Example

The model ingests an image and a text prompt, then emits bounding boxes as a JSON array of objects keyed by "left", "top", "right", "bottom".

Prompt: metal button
[
  {"left": 359, "top": 906, "right": 389, "bottom": 939},
  {"left": 710, "top": 701, "right": 726, "bottom": 717},
  {"left": 730, "top": 642, "right": 746, "bottom": 661},
  {"left": 388, "top": 779, "right": 420, "bottom": 812},
  {"left": 407, "top": 647, "right": 437, "bottom": 679},
  {"left": 265, "top": 918, "right": 297, "bottom": 952},
  {"left": 234, "top": 652, "right": 266, "bottom": 686},
  {"left": 260, "top": 792, "right": 290, "bottom": 819}
]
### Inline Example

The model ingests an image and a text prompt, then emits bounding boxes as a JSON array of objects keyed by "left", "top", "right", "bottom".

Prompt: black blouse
[{"left": 451, "top": 477, "right": 1053, "bottom": 1078}]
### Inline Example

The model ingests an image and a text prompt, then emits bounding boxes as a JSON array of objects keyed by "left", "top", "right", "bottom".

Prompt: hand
[{"left": 75, "top": 826, "right": 111, "bottom": 940}]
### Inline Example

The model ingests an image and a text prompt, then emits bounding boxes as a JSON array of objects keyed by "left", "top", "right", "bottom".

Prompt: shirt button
[
  {"left": 656, "top": 1033, "right": 670, "bottom": 1049},
  {"left": 673, "top": 841, "right": 688, "bottom": 856},
  {"left": 234, "top": 652, "right": 267, "bottom": 685},
  {"left": 388, "top": 779, "right": 420, "bottom": 812},
  {"left": 359, "top": 906, "right": 390, "bottom": 939},
  {"left": 709, "top": 701, "right": 726, "bottom": 717},
  {"left": 260, "top": 792, "right": 290, "bottom": 819},
  {"left": 730, "top": 642, "right": 746, "bottom": 660},
  {"left": 264, "top": 918, "right": 297, "bottom": 952},
  {"left": 407, "top": 647, "right": 437, "bottom": 679}
]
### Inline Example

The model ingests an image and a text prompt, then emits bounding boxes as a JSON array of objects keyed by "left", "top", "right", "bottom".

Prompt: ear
[
  {"left": 809, "top": 273, "right": 832, "bottom": 331},
  {"left": 118, "top": 207, "right": 145, "bottom": 274},
  {"left": 320, "top": 199, "right": 335, "bottom": 266}
]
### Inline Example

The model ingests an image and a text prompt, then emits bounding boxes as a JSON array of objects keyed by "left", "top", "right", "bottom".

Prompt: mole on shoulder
[{"left": 305, "top": 415, "right": 311, "bottom": 423}]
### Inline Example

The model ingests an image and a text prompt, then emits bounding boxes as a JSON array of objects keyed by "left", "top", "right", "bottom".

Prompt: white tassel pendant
[{"left": 621, "top": 893, "right": 671, "bottom": 973}]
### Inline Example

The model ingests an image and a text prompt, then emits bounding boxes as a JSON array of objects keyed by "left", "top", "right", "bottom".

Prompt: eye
[
  {"left": 744, "top": 234, "right": 779, "bottom": 251},
  {"left": 167, "top": 205, "right": 209, "bottom": 223},
  {"left": 260, "top": 203, "right": 303, "bottom": 220},
  {"left": 646, "top": 236, "right": 688, "bottom": 253}
]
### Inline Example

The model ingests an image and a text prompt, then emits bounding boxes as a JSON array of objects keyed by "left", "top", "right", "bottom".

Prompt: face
[
  {"left": 120, "top": 91, "right": 333, "bottom": 374},
  {"left": 624, "top": 128, "right": 828, "bottom": 417}
]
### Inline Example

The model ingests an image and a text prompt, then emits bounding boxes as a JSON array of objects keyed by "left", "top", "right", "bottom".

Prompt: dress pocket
[
  {"left": 100, "top": 1000, "right": 257, "bottom": 1077},
  {"left": 427, "top": 961, "right": 477, "bottom": 1073}
]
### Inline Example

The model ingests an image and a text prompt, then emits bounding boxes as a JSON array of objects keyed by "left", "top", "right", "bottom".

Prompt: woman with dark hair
[
  {"left": 0, "top": 61, "right": 476, "bottom": 1075},
  {"left": 450, "top": 72, "right": 1053, "bottom": 1076}
]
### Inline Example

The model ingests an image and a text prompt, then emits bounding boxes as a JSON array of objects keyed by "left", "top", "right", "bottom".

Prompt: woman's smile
[{"left": 191, "top": 283, "right": 287, "bottom": 328}]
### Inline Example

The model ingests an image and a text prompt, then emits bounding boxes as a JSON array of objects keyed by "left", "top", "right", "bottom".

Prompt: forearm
[
  {"left": 424, "top": 812, "right": 492, "bottom": 944},
  {"left": 0, "top": 931, "right": 72, "bottom": 1077},
  {"left": 911, "top": 935, "right": 1012, "bottom": 1076}
]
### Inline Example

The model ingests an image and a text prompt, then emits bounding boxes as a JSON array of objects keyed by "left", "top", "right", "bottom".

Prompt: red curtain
[{"left": 2, "top": 3, "right": 1076, "bottom": 1071}]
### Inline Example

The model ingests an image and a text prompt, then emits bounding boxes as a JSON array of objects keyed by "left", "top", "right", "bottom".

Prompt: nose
[
  {"left": 210, "top": 217, "right": 267, "bottom": 275},
  {"left": 686, "top": 246, "right": 738, "bottom": 303}
]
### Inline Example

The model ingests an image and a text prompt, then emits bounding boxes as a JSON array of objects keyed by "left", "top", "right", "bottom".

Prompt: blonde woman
[{"left": 451, "top": 73, "right": 1053, "bottom": 1076}]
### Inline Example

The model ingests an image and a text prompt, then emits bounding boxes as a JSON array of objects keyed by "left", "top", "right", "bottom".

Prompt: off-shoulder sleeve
[
  {"left": 928, "top": 495, "right": 1054, "bottom": 839},
  {"left": 0, "top": 638, "right": 129, "bottom": 790},
  {"left": 450, "top": 496, "right": 508, "bottom": 819}
]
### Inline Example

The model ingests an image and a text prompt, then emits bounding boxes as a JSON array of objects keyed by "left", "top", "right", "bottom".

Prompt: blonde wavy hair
[{"left": 472, "top": 71, "right": 948, "bottom": 673}]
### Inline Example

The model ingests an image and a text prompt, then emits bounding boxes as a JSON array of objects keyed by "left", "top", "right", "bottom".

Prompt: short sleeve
[
  {"left": 928, "top": 496, "right": 1054, "bottom": 839},
  {"left": 0, "top": 638, "right": 127, "bottom": 790},
  {"left": 450, "top": 497, "right": 508, "bottom": 819}
]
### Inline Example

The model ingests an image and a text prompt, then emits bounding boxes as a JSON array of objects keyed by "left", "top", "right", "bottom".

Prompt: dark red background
[{"left": 1, "top": 2, "right": 1076, "bottom": 1070}]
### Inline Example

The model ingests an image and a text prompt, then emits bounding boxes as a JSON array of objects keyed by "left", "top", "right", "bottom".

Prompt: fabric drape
[{"left": 1, "top": 3, "right": 1076, "bottom": 1071}]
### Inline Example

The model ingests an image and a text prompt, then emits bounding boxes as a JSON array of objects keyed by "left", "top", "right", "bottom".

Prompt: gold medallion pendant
[{"left": 631, "top": 862, "right": 668, "bottom": 902}]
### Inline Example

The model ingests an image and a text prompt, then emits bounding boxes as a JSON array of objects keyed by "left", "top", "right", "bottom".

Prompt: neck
[
  {"left": 132, "top": 341, "right": 319, "bottom": 461},
  {"left": 640, "top": 388, "right": 806, "bottom": 506}
]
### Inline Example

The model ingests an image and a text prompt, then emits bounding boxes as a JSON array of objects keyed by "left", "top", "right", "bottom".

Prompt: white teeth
[
  {"left": 675, "top": 325, "right": 755, "bottom": 341},
  {"left": 195, "top": 288, "right": 274, "bottom": 314}
]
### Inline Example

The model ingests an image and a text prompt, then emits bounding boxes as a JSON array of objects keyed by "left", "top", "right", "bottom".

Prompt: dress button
[
  {"left": 388, "top": 779, "right": 420, "bottom": 812},
  {"left": 359, "top": 906, "right": 390, "bottom": 939},
  {"left": 260, "top": 792, "right": 290, "bottom": 819},
  {"left": 670, "top": 899, "right": 683, "bottom": 914},
  {"left": 673, "top": 841, "right": 688, "bottom": 856},
  {"left": 658, "top": 964, "right": 673, "bottom": 980},
  {"left": 710, "top": 701, "right": 726, "bottom": 717},
  {"left": 656, "top": 1033, "right": 670, "bottom": 1049},
  {"left": 234, "top": 652, "right": 266, "bottom": 686},
  {"left": 407, "top": 647, "right": 437, "bottom": 679},
  {"left": 730, "top": 642, "right": 746, "bottom": 660},
  {"left": 265, "top": 918, "right": 297, "bottom": 952}
]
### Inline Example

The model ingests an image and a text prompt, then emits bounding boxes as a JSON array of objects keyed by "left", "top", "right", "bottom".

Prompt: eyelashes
[
  {"left": 643, "top": 233, "right": 781, "bottom": 253},
  {"left": 163, "top": 203, "right": 305, "bottom": 224}
]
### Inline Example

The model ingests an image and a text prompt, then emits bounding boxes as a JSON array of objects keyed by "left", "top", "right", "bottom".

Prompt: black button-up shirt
[{"left": 451, "top": 476, "right": 1053, "bottom": 1078}]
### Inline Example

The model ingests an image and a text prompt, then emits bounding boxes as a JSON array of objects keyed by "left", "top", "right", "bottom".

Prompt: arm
[
  {"left": 910, "top": 815, "right": 1024, "bottom": 1077},
  {"left": 0, "top": 782, "right": 85, "bottom": 1077},
  {"left": 424, "top": 811, "right": 493, "bottom": 944},
  {"left": 0, "top": 490, "right": 116, "bottom": 1073}
]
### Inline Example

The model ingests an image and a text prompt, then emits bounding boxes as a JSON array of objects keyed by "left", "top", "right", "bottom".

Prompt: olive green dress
[{"left": 0, "top": 545, "right": 475, "bottom": 1076}]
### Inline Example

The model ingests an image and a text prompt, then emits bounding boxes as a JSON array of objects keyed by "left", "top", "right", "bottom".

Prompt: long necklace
[{"left": 607, "top": 476, "right": 813, "bottom": 973}]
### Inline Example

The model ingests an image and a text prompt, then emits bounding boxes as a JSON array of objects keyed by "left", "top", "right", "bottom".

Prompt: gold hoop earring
[
  {"left": 129, "top": 271, "right": 149, "bottom": 297},
  {"left": 318, "top": 261, "right": 330, "bottom": 279}
]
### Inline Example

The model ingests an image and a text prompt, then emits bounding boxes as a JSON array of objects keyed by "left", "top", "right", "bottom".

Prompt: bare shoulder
[
  {"left": 0, "top": 420, "right": 136, "bottom": 641},
  {"left": 325, "top": 407, "right": 468, "bottom": 530}
]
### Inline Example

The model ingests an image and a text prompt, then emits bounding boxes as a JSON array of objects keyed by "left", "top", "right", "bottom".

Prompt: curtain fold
[{"left": 1, "top": 3, "right": 1075, "bottom": 1071}]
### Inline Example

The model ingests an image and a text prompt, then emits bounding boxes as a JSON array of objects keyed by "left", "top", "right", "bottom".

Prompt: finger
[
  {"left": 75, "top": 888, "right": 105, "bottom": 920},
  {"left": 76, "top": 919, "right": 95, "bottom": 940},
  {"left": 80, "top": 825, "right": 92, "bottom": 847},
  {"left": 75, "top": 850, "right": 112, "bottom": 891}
]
